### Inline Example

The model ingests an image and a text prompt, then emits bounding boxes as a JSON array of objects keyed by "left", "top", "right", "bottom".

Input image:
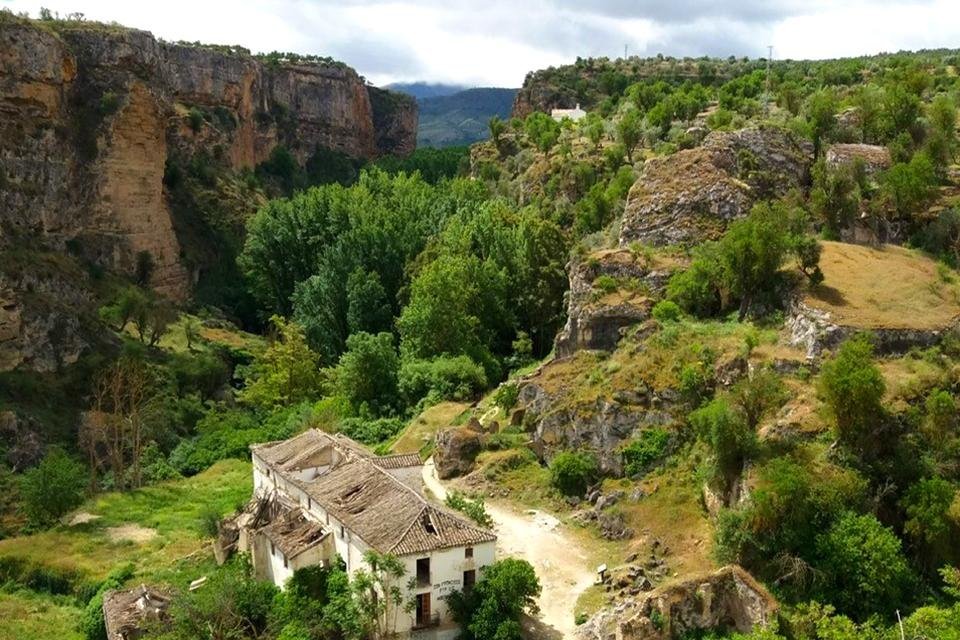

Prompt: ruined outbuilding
[{"left": 102, "top": 585, "right": 171, "bottom": 640}]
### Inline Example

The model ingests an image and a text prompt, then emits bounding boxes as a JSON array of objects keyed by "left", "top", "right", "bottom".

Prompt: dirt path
[{"left": 423, "top": 458, "right": 595, "bottom": 639}]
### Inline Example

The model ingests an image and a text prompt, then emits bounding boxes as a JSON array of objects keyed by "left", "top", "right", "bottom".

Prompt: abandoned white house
[
  {"left": 232, "top": 429, "right": 496, "bottom": 639},
  {"left": 551, "top": 103, "right": 587, "bottom": 122}
]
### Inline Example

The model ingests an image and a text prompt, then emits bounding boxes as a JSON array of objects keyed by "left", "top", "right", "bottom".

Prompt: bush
[
  {"left": 336, "top": 417, "right": 406, "bottom": 446},
  {"left": 549, "top": 450, "right": 598, "bottom": 497},
  {"left": 447, "top": 558, "right": 541, "bottom": 640},
  {"left": 621, "top": 428, "right": 670, "bottom": 477},
  {"left": 19, "top": 448, "right": 87, "bottom": 527},
  {"left": 398, "top": 356, "right": 488, "bottom": 405},
  {"left": 493, "top": 383, "right": 519, "bottom": 412},
  {"left": 651, "top": 300, "right": 682, "bottom": 323},
  {"left": 818, "top": 335, "right": 885, "bottom": 458},
  {"left": 815, "top": 511, "right": 914, "bottom": 619},
  {"left": 187, "top": 107, "right": 205, "bottom": 132},
  {"left": 445, "top": 491, "right": 494, "bottom": 528},
  {"left": 79, "top": 563, "right": 136, "bottom": 640},
  {"left": 336, "top": 331, "right": 400, "bottom": 417},
  {"left": 689, "top": 398, "right": 755, "bottom": 487}
]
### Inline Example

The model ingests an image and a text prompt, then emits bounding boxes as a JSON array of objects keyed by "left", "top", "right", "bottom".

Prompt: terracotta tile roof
[
  {"left": 259, "top": 508, "right": 329, "bottom": 559},
  {"left": 251, "top": 430, "right": 495, "bottom": 555}
]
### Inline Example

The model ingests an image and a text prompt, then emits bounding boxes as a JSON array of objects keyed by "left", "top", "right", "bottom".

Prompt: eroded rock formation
[
  {"left": 577, "top": 565, "right": 778, "bottom": 640},
  {"left": 0, "top": 16, "right": 417, "bottom": 300},
  {"left": 619, "top": 126, "right": 813, "bottom": 246}
]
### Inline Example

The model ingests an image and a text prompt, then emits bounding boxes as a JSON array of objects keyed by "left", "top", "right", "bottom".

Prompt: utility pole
[{"left": 624, "top": 44, "right": 628, "bottom": 59}]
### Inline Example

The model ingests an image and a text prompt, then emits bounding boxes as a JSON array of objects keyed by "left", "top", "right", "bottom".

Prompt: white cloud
[{"left": 4, "top": 0, "right": 960, "bottom": 86}]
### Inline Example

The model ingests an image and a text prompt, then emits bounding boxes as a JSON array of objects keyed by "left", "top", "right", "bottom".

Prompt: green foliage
[
  {"left": 810, "top": 159, "right": 861, "bottom": 238},
  {"left": 689, "top": 398, "right": 755, "bottom": 488},
  {"left": 805, "top": 88, "right": 837, "bottom": 157},
  {"left": 162, "top": 558, "right": 279, "bottom": 640},
  {"left": 79, "top": 563, "right": 136, "bottom": 640},
  {"left": 880, "top": 152, "right": 937, "bottom": 219},
  {"left": 447, "top": 558, "right": 541, "bottom": 640},
  {"left": 373, "top": 146, "right": 469, "bottom": 183},
  {"left": 621, "top": 428, "right": 670, "bottom": 477},
  {"left": 169, "top": 403, "right": 313, "bottom": 475},
  {"left": 336, "top": 331, "right": 399, "bottom": 416},
  {"left": 238, "top": 316, "right": 325, "bottom": 408},
  {"left": 19, "top": 448, "right": 86, "bottom": 527},
  {"left": 523, "top": 112, "right": 561, "bottom": 151},
  {"left": 900, "top": 476, "right": 958, "bottom": 569},
  {"left": 187, "top": 107, "right": 204, "bottom": 132},
  {"left": 445, "top": 490, "right": 494, "bottom": 528},
  {"left": 549, "top": 450, "right": 598, "bottom": 497},
  {"left": 815, "top": 511, "right": 914, "bottom": 619},
  {"left": 729, "top": 367, "right": 787, "bottom": 431},
  {"left": 652, "top": 300, "right": 683, "bottom": 323},
  {"left": 668, "top": 201, "right": 821, "bottom": 319},
  {"left": 493, "top": 383, "right": 519, "bottom": 412},
  {"left": 337, "top": 417, "right": 406, "bottom": 446},
  {"left": 398, "top": 356, "right": 488, "bottom": 405},
  {"left": 817, "top": 335, "right": 886, "bottom": 458}
]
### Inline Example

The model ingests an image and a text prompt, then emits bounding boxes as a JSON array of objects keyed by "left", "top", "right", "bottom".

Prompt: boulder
[
  {"left": 434, "top": 427, "right": 484, "bottom": 479},
  {"left": 576, "top": 566, "right": 778, "bottom": 640},
  {"left": 619, "top": 126, "right": 812, "bottom": 246},
  {"left": 825, "top": 143, "right": 891, "bottom": 178}
]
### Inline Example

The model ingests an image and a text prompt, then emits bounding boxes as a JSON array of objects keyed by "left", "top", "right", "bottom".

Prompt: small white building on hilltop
[
  {"left": 551, "top": 103, "right": 587, "bottom": 122},
  {"left": 239, "top": 430, "right": 496, "bottom": 640}
]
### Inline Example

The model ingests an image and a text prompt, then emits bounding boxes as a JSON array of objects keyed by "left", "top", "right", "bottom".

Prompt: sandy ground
[
  {"left": 67, "top": 511, "right": 101, "bottom": 526},
  {"left": 423, "top": 458, "right": 594, "bottom": 639},
  {"left": 106, "top": 524, "right": 158, "bottom": 543}
]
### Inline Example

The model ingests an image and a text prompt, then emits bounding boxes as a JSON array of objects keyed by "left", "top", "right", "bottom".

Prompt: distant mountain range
[{"left": 387, "top": 84, "right": 519, "bottom": 148}]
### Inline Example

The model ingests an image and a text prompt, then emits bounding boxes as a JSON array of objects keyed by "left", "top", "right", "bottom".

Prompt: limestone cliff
[{"left": 0, "top": 15, "right": 417, "bottom": 301}]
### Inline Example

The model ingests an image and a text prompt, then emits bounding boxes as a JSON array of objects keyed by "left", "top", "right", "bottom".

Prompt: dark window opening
[
  {"left": 465, "top": 546, "right": 473, "bottom": 559},
  {"left": 463, "top": 569, "right": 476, "bottom": 593},
  {"left": 416, "top": 557, "right": 431, "bottom": 587},
  {"left": 422, "top": 512, "right": 438, "bottom": 535},
  {"left": 283, "top": 555, "right": 288, "bottom": 569},
  {"left": 270, "top": 542, "right": 275, "bottom": 556}
]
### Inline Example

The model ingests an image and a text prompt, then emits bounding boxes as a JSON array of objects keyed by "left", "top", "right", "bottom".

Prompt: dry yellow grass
[
  {"left": 803, "top": 241, "right": 960, "bottom": 330},
  {"left": 391, "top": 401, "right": 471, "bottom": 455}
]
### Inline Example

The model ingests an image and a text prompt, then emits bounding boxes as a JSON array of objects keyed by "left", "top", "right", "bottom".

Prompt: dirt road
[{"left": 423, "top": 458, "right": 595, "bottom": 639}]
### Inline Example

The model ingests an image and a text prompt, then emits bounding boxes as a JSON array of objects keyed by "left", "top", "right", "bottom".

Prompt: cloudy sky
[{"left": 4, "top": 1, "right": 960, "bottom": 87}]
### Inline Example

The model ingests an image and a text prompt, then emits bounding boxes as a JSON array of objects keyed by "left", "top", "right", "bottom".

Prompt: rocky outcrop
[
  {"left": 555, "top": 249, "right": 675, "bottom": 357},
  {"left": 0, "top": 16, "right": 416, "bottom": 300},
  {"left": 517, "top": 381, "right": 673, "bottom": 476},
  {"left": 619, "top": 126, "right": 812, "bottom": 247},
  {"left": 787, "top": 299, "right": 957, "bottom": 359},
  {"left": 825, "top": 143, "right": 891, "bottom": 177},
  {"left": 576, "top": 566, "right": 778, "bottom": 640},
  {"left": 368, "top": 86, "right": 418, "bottom": 157},
  {"left": 434, "top": 426, "right": 485, "bottom": 479}
]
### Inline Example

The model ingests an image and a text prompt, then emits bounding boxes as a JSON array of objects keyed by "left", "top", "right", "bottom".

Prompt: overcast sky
[{"left": 5, "top": 1, "right": 960, "bottom": 87}]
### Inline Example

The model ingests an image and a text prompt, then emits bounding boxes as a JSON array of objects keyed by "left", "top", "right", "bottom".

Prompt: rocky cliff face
[
  {"left": 0, "top": 16, "right": 417, "bottom": 301},
  {"left": 619, "top": 126, "right": 812, "bottom": 247}
]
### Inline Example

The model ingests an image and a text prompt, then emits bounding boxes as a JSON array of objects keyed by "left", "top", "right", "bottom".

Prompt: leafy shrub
[
  {"left": 187, "top": 107, "right": 205, "bottom": 132},
  {"left": 398, "top": 356, "right": 488, "bottom": 405},
  {"left": 79, "top": 563, "right": 136, "bottom": 640},
  {"left": 818, "top": 335, "right": 885, "bottom": 458},
  {"left": 815, "top": 511, "right": 914, "bottom": 619},
  {"left": 689, "top": 398, "right": 755, "bottom": 487},
  {"left": 494, "top": 383, "right": 519, "bottom": 412},
  {"left": 19, "top": 447, "right": 87, "bottom": 527},
  {"left": 445, "top": 491, "right": 494, "bottom": 528},
  {"left": 651, "top": 300, "right": 682, "bottom": 323},
  {"left": 447, "top": 558, "right": 541, "bottom": 640},
  {"left": 337, "top": 417, "right": 406, "bottom": 446},
  {"left": 621, "top": 428, "right": 670, "bottom": 477},
  {"left": 593, "top": 274, "right": 618, "bottom": 295},
  {"left": 549, "top": 450, "right": 598, "bottom": 497}
]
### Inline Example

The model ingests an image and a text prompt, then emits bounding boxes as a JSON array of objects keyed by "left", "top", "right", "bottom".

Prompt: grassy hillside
[{"left": 0, "top": 459, "right": 250, "bottom": 639}]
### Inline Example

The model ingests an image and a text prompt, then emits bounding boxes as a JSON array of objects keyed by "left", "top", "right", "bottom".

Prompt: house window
[
  {"left": 307, "top": 498, "right": 312, "bottom": 510},
  {"left": 463, "top": 569, "right": 476, "bottom": 593},
  {"left": 283, "top": 555, "right": 288, "bottom": 569},
  {"left": 416, "top": 558, "right": 431, "bottom": 587},
  {"left": 340, "top": 525, "right": 345, "bottom": 539},
  {"left": 465, "top": 546, "right": 473, "bottom": 559},
  {"left": 270, "top": 542, "right": 275, "bottom": 556},
  {"left": 415, "top": 593, "right": 432, "bottom": 628}
]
